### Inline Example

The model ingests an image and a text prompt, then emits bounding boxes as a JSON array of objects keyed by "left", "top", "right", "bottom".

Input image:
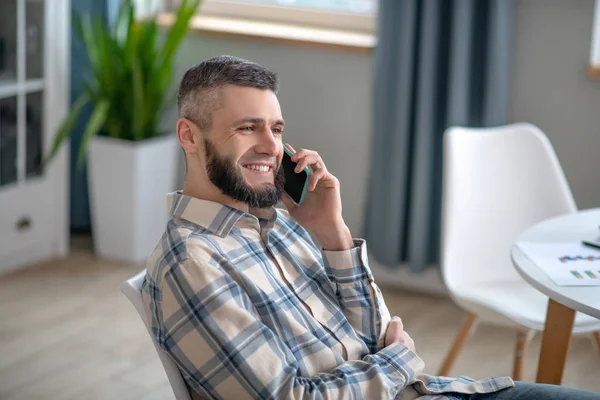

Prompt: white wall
[
  {"left": 510, "top": 0, "right": 600, "bottom": 210},
  {"left": 163, "top": 0, "right": 600, "bottom": 292}
]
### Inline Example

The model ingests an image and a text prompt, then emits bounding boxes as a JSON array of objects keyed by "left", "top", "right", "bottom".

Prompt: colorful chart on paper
[{"left": 517, "top": 242, "right": 600, "bottom": 286}]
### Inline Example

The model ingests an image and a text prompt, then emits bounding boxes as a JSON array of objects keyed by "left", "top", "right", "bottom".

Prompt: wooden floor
[{"left": 1, "top": 236, "right": 599, "bottom": 400}]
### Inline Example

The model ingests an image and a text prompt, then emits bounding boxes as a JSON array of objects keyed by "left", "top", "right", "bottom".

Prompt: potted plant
[{"left": 45, "top": 0, "right": 200, "bottom": 264}]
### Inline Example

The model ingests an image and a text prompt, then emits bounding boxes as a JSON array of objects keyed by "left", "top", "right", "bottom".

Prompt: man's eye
[
  {"left": 272, "top": 127, "right": 283, "bottom": 134},
  {"left": 239, "top": 126, "right": 253, "bottom": 131}
]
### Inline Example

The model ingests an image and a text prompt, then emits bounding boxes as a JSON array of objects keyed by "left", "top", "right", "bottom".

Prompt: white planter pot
[{"left": 87, "top": 134, "right": 179, "bottom": 264}]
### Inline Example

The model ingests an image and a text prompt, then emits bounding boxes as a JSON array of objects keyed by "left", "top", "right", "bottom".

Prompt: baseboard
[{"left": 0, "top": 240, "right": 56, "bottom": 277}]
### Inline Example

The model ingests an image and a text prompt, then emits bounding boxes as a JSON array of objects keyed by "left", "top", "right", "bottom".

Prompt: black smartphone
[{"left": 282, "top": 146, "right": 312, "bottom": 205}]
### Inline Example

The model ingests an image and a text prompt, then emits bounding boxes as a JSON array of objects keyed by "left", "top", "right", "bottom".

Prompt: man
[{"left": 141, "top": 56, "right": 599, "bottom": 399}]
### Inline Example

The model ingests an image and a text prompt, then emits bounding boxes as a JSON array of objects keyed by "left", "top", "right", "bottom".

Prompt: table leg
[{"left": 535, "top": 299, "right": 576, "bottom": 384}]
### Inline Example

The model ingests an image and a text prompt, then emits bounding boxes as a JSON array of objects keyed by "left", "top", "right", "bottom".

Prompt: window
[
  {"left": 211, "top": 0, "right": 376, "bottom": 14},
  {"left": 167, "top": 0, "right": 377, "bottom": 33}
]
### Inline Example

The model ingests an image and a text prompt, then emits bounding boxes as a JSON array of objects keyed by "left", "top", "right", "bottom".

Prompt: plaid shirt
[{"left": 142, "top": 192, "right": 514, "bottom": 399}]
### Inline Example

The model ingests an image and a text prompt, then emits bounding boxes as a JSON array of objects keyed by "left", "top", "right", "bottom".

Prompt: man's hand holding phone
[{"left": 281, "top": 143, "right": 353, "bottom": 251}]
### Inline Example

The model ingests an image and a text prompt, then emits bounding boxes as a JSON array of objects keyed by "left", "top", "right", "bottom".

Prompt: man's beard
[{"left": 204, "top": 139, "right": 284, "bottom": 209}]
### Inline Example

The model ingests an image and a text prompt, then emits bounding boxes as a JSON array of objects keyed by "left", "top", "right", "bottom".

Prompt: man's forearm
[
  {"left": 320, "top": 237, "right": 391, "bottom": 353},
  {"left": 314, "top": 219, "right": 354, "bottom": 251}
]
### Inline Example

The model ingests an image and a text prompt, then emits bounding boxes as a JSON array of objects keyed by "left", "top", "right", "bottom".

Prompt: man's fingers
[
  {"left": 294, "top": 154, "right": 321, "bottom": 173},
  {"left": 287, "top": 149, "right": 329, "bottom": 182},
  {"left": 291, "top": 148, "right": 316, "bottom": 161},
  {"left": 391, "top": 316, "right": 404, "bottom": 329},
  {"left": 290, "top": 148, "right": 307, "bottom": 161},
  {"left": 387, "top": 317, "right": 403, "bottom": 335},
  {"left": 384, "top": 318, "right": 403, "bottom": 347},
  {"left": 385, "top": 315, "right": 417, "bottom": 353},
  {"left": 385, "top": 330, "right": 398, "bottom": 347},
  {"left": 403, "top": 334, "right": 416, "bottom": 354},
  {"left": 294, "top": 158, "right": 311, "bottom": 173},
  {"left": 284, "top": 145, "right": 335, "bottom": 193},
  {"left": 308, "top": 169, "right": 326, "bottom": 191}
]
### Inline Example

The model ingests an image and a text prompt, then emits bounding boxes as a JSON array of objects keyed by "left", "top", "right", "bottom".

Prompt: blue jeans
[{"left": 465, "top": 381, "right": 600, "bottom": 399}]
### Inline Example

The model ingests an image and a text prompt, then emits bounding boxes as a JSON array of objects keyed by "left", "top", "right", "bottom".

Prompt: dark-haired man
[{"left": 141, "top": 55, "right": 599, "bottom": 399}]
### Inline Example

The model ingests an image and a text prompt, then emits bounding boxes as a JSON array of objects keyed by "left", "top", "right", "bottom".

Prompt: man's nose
[{"left": 255, "top": 127, "right": 279, "bottom": 155}]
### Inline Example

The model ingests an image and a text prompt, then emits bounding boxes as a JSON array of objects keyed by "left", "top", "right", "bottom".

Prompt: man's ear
[{"left": 177, "top": 118, "right": 199, "bottom": 156}]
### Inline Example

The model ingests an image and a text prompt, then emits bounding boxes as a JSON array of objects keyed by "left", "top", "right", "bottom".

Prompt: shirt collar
[{"left": 167, "top": 191, "right": 277, "bottom": 237}]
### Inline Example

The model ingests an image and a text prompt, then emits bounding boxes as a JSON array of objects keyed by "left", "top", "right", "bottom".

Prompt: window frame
[{"left": 168, "top": 0, "right": 376, "bottom": 33}]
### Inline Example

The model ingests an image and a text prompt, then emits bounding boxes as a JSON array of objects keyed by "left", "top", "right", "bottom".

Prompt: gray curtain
[{"left": 364, "top": 0, "right": 513, "bottom": 271}]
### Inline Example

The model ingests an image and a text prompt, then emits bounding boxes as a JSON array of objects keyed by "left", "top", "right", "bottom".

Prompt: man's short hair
[{"left": 177, "top": 55, "right": 279, "bottom": 131}]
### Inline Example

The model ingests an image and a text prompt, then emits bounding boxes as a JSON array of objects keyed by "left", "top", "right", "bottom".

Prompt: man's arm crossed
[
  {"left": 320, "top": 238, "right": 392, "bottom": 353},
  {"left": 150, "top": 251, "right": 423, "bottom": 399}
]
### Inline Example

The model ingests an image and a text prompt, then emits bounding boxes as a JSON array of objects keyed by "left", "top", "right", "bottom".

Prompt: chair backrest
[
  {"left": 120, "top": 270, "right": 192, "bottom": 400},
  {"left": 441, "top": 122, "right": 577, "bottom": 293}
]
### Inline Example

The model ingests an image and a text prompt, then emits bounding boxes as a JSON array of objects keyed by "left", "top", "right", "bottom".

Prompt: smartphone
[{"left": 282, "top": 146, "right": 312, "bottom": 205}]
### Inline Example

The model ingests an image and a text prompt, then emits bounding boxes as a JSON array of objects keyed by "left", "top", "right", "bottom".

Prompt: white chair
[
  {"left": 439, "top": 122, "right": 600, "bottom": 379},
  {"left": 120, "top": 270, "right": 192, "bottom": 400}
]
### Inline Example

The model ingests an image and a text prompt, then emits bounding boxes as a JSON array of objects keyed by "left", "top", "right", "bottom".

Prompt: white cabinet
[{"left": 0, "top": 0, "right": 70, "bottom": 274}]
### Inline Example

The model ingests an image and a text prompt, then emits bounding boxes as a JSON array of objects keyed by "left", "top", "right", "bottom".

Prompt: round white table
[{"left": 511, "top": 208, "right": 600, "bottom": 385}]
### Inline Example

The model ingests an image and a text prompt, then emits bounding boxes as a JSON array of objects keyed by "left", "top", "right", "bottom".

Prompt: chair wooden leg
[
  {"left": 438, "top": 312, "right": 477, "bottom": 376},
  {"left": 593, "top": 331, "right": 600, "bottom": 356},
  {"left": 513, "top": 329, "right": 534, "bottom": 381}
]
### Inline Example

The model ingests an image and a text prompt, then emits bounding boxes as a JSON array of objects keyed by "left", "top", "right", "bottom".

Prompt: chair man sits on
[{"left": 121, "top": 270, "right": 193, "bottom": 400}]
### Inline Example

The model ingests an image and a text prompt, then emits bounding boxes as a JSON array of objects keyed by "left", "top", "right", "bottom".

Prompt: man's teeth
[{"left": 245, "top": 165, "right": 271, "bottom": 172}]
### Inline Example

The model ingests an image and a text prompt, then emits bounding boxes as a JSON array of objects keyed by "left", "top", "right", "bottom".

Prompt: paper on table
[{"left": 517, "top": 242, "right": 600, "bottom": 286}]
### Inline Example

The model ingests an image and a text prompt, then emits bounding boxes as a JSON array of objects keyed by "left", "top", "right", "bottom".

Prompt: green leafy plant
[{"left": 45, "top": 0, "right": 201, "bottom": 168}]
